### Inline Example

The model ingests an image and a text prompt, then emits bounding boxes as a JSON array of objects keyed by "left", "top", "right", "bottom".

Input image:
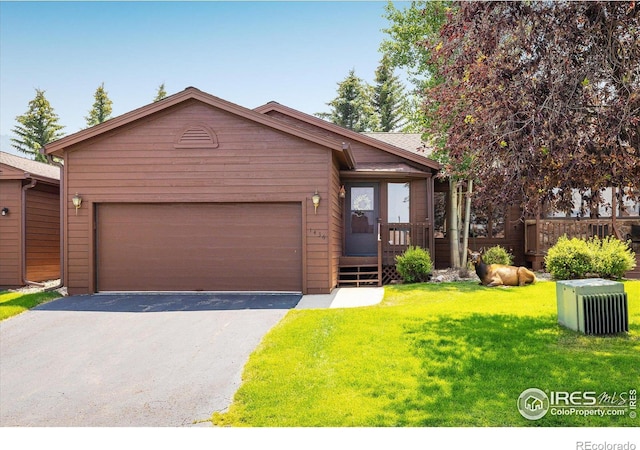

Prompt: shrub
[
  {"left": 545, "top": 235, "right": 592, "bottom": 280},
  {"left": 481, "top": 245, "right": 514, "bottom": 265},
  {"left": 545, "top": 235, "right": 637, "bottom": 280},
  {"left": 395, "top": 246, "right": 433, "bottom": 283},
  {"left": 586, "top": 236, "right": 636, "bottom": 279}
]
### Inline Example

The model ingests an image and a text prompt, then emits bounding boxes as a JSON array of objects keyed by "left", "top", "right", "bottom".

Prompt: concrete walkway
[{"left": 296, "top": 287, "right": 385, "bottom": 309}]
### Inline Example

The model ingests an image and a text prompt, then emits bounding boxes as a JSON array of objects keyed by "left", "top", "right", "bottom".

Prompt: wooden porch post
[
  {"left": 377, "top": 219, "right": 382, "bottom": 287},
  {"left": 536, "top": 207, "right": 541, "bottom": 256},
  {"left": 427, "top": 175, "right": 435, "bottom": 266}
]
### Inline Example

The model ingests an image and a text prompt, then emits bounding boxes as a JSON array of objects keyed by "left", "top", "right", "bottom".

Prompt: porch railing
[
  {"left": 379, "top": 222, "right": 432, "bottom": 267},
  {"left": 524, "top": 217, "right": 640, "bottom": 270}
]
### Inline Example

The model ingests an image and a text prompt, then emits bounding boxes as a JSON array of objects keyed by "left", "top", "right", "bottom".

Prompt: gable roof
[
  {"left": 254, "top": 101, "right": 441, "bottom": 171},
  {"left": 44, "top": 87, "right": 355, "bottom": 169},
  {"left": 0, "top": 151, "right": 60, "bottom": 183}
]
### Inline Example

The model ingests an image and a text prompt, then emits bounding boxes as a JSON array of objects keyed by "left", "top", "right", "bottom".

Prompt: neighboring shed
[{"left": 0, "top": 152, "right": 60, "bottom": 288}]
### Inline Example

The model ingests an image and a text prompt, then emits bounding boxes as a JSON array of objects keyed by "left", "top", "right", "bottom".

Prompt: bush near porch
[
  {"left": 213, "top": 280, "right": 639, "bottom": 427},
  {"left": 395, "top": 246, "right": 433, "bottom": 283}
]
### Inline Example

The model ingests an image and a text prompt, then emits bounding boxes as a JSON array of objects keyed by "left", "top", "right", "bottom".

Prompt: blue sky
[{"left": 0, "top": 1, "right": 407, "bottom": 139}]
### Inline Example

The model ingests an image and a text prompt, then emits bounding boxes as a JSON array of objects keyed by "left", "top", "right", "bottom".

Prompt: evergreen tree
[
  {"left": 85, "top": 82, "right": 113, "bottom": 127},
  {"left": 154, "top": 83, "right": 167, "bottom": 102},
  {"left": 372, "top": 54, "right": 408, "bottom": 131},
  {"left": 316, "top": 69, "right": 377, "bottom": 132},
  {"left": 11, "top": 89, "right": 65, "bottom": 163}
]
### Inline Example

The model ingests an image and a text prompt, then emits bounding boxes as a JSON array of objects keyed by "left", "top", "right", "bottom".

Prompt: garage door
[{"left": 96, "top": 203, "right": 302, "bottom": 292}]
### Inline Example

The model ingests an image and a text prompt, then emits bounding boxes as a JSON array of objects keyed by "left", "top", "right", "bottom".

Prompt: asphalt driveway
[{"left": 0, "top": 292, "right": 301, "bottom": 427}]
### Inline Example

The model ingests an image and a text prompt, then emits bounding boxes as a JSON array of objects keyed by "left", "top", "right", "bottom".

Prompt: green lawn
[
  {"left": 0, "top": 290, "right": 61, "bottom": 321},
  {"left": 213, "top": 280, "right": 640, "bottom": 427}
]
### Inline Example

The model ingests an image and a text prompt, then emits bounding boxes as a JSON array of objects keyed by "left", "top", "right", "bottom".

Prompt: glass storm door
[{"left": 345, "top": 183, "right": 379, "bottom": 256}]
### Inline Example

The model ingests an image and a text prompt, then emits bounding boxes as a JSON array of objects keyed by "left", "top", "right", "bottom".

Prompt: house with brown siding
[
  {"left": 0, "top": 152, "right": 60, "bottom": 288},
  {"left": 44, "top": 87, "right": 441, "bottom": 296}
]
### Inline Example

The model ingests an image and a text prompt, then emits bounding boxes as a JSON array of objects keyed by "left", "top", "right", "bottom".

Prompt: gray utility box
[{"left": 556, "top": 279, "right": 628, "bottom": 335}]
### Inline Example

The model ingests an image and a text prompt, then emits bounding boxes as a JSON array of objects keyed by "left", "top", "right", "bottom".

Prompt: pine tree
[
  {"left": 11, "top": 89, "right": 65, "bottom": 163},
  {"left": 85, "top": 82, "right": 113, "bottom": 127},
  {"left": 154, "top": 83, "right": 167, "bottom": 102},
  {"left": 316, "top": 69, "right": 378, "bottom": 132},
  {"left": 372, "top": 54, "right": 408, "bottom": 131}
]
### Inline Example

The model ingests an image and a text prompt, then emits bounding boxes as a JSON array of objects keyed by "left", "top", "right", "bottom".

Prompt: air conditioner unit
[{"left": 556, "top": 279, "right": 628, "bottom": 335}]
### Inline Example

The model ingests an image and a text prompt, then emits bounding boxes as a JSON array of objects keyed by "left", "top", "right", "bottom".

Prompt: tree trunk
[{"left": 449, "top": 179, "right": 460, "bottom": 268}]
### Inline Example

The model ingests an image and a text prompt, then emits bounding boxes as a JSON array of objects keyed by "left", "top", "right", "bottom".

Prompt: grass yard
[
  {"left": 213, "top": 280, "right": 640, "bottom": 427},
  {"left": 0, "top": 290, "right": 61, "bottom": 321}
]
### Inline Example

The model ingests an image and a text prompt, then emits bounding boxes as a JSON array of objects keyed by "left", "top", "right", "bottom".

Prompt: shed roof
[{"left": 0, "top": 151, "right": 60, "bottom": 183}]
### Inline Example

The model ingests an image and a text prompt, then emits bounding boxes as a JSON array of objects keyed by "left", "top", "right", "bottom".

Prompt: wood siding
[
  {"left": 63, "top": 100, "right": 335, "bottom": 295},
  {"left": 0, "top": 180, "right": 22, "bottom": 287},
  {"left": 25, "top": 183, "right": 60, "bottom": 282},
  {"left": 410, "top": 179, "right": 429, "bottom": 223},
  {"left": 330, "top": 153, "right": 344, "bottom": 289}
]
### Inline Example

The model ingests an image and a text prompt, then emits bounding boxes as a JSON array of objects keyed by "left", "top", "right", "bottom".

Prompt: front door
[{"left": 345, "top": 183, "right": 379, "bottom": 256}]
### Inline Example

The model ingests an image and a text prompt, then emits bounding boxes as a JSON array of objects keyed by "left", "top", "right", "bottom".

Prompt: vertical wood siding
[
  {"left": 63, "top": 101, "right": 334, "bottom": 294},
  {"left": 410, "top": 179, "right": 428, "bottom": 223},
  {"left": 25, "top": 184, "right": 60, "bottom": 282},
  {"left": 330, "top": 154, "right": 344, "bottom": 289},
  {"left": 0, "top": 180, "right": 22, "bottom": 287}
]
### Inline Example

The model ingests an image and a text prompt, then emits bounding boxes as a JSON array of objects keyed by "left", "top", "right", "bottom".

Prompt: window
[
  {"left": 546, "top": 187, "right": 640, "bottom": 218},
  {"left": 469, "top": 203, "right": 505, "bottom": 238},
  {"left": 386, "top": 183, "right": 411, "bottom": 245},
  {"left": 387, "top": 182, "right": 410, "bottom": 223},
  {"left": 619, "top": 187, "right": 640, "bottom": 217},
  {"left": 351, "top": 187, "right": 375, "bottom": 234},
  {"left": 432, "top": 190, "right": 505, "bottom": 239}
]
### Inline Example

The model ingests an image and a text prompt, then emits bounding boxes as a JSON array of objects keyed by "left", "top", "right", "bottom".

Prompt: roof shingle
[
  {"left": 0, "top": 151, "right": 60, "bottom": 181},
  {"left": 361, "top": 132, "right": 434, "bottom": 157}
]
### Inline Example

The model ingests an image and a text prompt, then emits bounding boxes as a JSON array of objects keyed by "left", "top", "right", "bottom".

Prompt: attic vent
[{"left": 174, "top": 124, "right": 219, "bottom": 149}]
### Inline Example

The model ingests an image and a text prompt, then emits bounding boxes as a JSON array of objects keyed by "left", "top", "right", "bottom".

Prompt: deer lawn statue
[{"left": 468, "top": 249, "right": 536, "bottom": 287}]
